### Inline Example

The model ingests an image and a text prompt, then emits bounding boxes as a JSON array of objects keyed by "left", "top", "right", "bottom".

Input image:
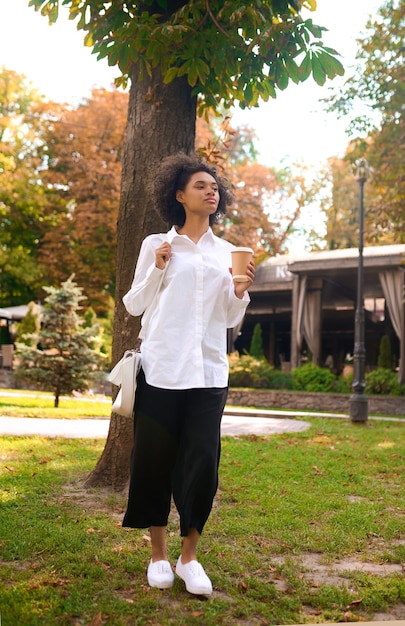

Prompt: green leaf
[
  {"left": 195, "top": 59, "right": 210, "bottom": 86},
  {"left": 275, "top": 60, "right": 289, "bottom": 90},
  {"left": 284, "top": 56, "right": 299, "bottom": 84},
  {"left": 163, "top": 67, "right": 180, "bottom": 84},
  {"left": 259, "top": 79, "right": 277, "bottom": 100},
  {"left": 304, "top": 19, "right": 327, "bottom": 39},
  {"left": 187, "top": 61, "right": 198, "bottom": 87},
  {"left": 318, "top": 52, "right": 345, "bottom": 79},
  {"left": 311, "top": 55, "right": 326, "bottom": 86},
  {"left": 244, "top": 83, "right": 253, "bottom": 105},
  {"left": 321, "top": 46, "right": 341, "bottom": 56},
  {"left": 298, "top": 53, "right": 312, "bottom": 81}
]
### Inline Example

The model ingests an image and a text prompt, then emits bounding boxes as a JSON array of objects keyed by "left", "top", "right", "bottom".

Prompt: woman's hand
[
  {"left": 233, "top": 259, "right": 255, "bottom": 299},
  {"left": 155, "top": 242, "right": 172, "bottom": 270}
]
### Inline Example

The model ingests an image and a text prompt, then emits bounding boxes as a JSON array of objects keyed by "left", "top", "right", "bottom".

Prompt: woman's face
[{"left": 176, "top": 171, "right": 219, "bottom": 219}]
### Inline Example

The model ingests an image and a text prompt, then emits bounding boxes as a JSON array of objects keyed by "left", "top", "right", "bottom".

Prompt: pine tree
[
  {"left": 15, "top": 277, "right": 105, "bottom": 407},
  {"left": 249, "top": 323, "right": 265, "bottom": 360},
  {"left": 377, "top": 335, "right": 392, "bottom": 370}
]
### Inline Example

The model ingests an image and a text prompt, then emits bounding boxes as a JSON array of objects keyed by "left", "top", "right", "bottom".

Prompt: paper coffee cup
[{"left": 231, "top": 247, "right": 253, "bottom": 282}]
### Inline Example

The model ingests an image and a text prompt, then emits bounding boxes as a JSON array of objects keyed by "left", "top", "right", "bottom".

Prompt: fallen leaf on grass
[
  {"left": 309, "top": 436, "right": 335, "bottom": 445},
  {"left": 4, "top": 466, "right": 15, "bottom": 472},
  {"left": 343, "top": 610, "right": 367, "bottom": 621},
  {"left": 88, "top": 613, "right": 103, "bottom": 626},
  {"left": 29, "top": 578, "right": 69, "bottom": 590},
  {"left": 347, "top": 598, "right": 363, "bottom": 608},
  {"left": 190, "top": 612, "right": 204, "bottom": 617},
  {"left": 38, "top": 457, "right": 53, "bottom": 464},
  {"left": 303, "top": 607, "right": 323, "bottom": 616}
]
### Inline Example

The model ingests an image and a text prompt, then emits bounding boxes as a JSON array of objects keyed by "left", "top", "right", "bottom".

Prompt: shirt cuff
[
  {"left": 145, "top": 263, "right": 166, "bottom": 281},
  {"left": 233, "top": 290, "right": 250, "bottom": 305}
]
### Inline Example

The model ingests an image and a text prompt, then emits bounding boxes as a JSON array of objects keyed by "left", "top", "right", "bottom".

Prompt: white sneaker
[
  {"left": 175, "top": 556, "right": 213, "bottom": 596},
  {"left": 147, "top": 559, "right": 174, "bottom": 589}
]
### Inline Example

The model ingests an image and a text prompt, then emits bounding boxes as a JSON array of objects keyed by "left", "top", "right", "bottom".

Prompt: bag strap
[{"left": 108, "top": 349, "right": 139, "bottom": 385}]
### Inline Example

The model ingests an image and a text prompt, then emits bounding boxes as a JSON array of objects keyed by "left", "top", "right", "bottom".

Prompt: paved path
[{"left": 0, "top": 412, "right": 311, "bottom": 438}]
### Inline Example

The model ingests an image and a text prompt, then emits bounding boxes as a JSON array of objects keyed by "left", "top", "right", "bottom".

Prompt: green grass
[
  {"left": 0, "top": 389, "right": 111, "bottom": 418},
  {"left": 0, "top": 417, "right": 404, "bottom": 624}
]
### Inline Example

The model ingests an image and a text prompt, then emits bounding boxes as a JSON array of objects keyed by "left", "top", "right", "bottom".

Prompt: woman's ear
[{"left": 176, "top": 189, "right": 184, "bottom": 204}]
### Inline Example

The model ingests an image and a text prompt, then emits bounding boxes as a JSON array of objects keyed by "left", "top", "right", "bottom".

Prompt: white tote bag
[{"left": 108, "top": 349, "right": 142, "bottom": 418}]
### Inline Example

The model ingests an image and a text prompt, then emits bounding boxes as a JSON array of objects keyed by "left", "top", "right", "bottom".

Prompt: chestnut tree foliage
[
  {"left": 27, "top": 0, "right": 344, "bottom": 490},
  {"left": 29, "top": 0, "right": 343, "bottom": 111}
]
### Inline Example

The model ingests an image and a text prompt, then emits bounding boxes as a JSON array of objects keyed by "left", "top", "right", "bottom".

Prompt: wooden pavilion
[{"left": 234, "top": 244, "right": 405, "bottom": 384}]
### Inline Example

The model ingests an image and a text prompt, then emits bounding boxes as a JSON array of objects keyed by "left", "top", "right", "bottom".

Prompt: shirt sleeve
[
  {"left": 226, "top": 284, "right": 250, "bottom": 329},
  {"left": 122, "top": 235, "right": 167, "bottom": 317}
]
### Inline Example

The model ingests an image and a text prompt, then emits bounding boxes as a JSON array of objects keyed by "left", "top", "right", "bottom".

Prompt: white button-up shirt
[{"left": 123, "top": 226, "right": 250, "bottom": 390}]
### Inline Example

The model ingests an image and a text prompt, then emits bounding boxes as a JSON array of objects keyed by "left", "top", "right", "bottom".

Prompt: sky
[{"left": 0, "top": 0, "right": 383, "bottom": 169}]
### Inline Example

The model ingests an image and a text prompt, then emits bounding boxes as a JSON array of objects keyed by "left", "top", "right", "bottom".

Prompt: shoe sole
[
  {"left": 176, "top": 571, "right": 212, "bottom": 596},
  {"left": 148, "top": 579, "right": 174, "bottom": 589}
]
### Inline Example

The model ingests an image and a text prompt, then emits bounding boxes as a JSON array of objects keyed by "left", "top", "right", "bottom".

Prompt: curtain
[
  {"left": 296, "top": 275, "right": 307, "bottom": 351},
  {"left": 296, "top": 275, "right": 318, "bottom": 358},
  {"left": 379, "top": 269, "right": 404, "bottom": 382},
  {"left": 303, "top": 291, "right": 318, "bottom": 358}
]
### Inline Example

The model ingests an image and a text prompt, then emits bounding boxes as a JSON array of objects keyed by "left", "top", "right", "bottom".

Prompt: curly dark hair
[{"left": 151, "top": 152, "right": 234, "bottom": 227}]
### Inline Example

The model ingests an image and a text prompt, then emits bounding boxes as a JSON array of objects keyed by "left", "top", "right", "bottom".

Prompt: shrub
[
  {"left": 365, "top": 368, "right": 405, "bottom": 396},
  {"left": 292, "top": 362, "right": 336, "bottom": 392},
  {"left": 228, "top": 353, "right": 273, "bottom": 388},
  {"left": 334, "top": 373, "right": 353, "bottom": 393},
  {"left": 267, "top": 369, "right": 293, "bottom": 390}
]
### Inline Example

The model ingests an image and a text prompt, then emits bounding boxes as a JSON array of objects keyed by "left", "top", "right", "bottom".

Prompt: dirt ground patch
[
  {"left": 270, "top": 551, "right": 405, "bottom": 622},
  {"left": 271, "top": 551, "right": 404, "bottom": 586}
]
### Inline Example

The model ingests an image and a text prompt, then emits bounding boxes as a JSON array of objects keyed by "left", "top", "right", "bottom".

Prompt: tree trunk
[{"left": 84, "top": 65, "right": 196, "bottom": 491}]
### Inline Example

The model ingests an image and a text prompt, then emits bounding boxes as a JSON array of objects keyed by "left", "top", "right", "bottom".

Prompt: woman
[{"left": 122, "top": 152, "right": 254, "bottom": 596}]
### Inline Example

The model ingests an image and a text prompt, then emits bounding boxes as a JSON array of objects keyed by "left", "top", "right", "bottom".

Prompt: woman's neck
[{"left": 177, "top": 219, "right": 210, "bottom": 244}]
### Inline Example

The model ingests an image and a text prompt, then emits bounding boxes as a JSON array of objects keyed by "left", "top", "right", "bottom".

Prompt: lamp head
[{"left": 354, "top": 158, "right": 370, "bottom": 182}]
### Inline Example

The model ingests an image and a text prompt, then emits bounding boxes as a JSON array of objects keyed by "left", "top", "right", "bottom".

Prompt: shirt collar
[{"left": 167, "top": 225, "right": 216, "bottom": 246}]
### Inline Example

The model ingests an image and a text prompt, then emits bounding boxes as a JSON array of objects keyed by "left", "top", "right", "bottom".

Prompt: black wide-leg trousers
[{"left": 122, "top": 369, "right": 228, "bottom": 536}]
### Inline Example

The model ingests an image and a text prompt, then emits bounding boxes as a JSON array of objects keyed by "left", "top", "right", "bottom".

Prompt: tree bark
[{"left": 84, "top": 65, "right": 196, "bottom": 491}]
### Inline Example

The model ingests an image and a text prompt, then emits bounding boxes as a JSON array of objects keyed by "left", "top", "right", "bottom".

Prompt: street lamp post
[{"left": 349, "top": 158, "right": 370, "bottom": 423}]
